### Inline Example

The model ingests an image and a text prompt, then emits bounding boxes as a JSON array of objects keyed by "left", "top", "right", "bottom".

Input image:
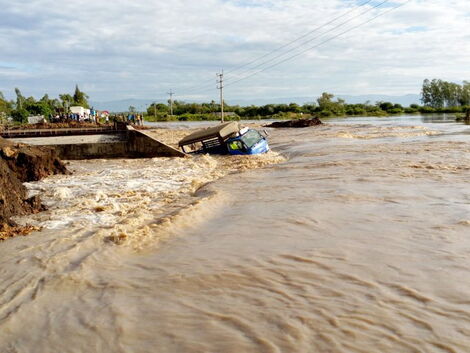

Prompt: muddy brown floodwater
[{"left": 1, "top": 116, "right": 470, "bottom": 353}]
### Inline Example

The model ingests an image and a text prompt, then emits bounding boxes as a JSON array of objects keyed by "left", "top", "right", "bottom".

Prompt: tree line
[
  {"left": 421, "top": 79, "right": 470, "bottom": 108},
  {"left": 143, "top": 80, "right": 470, "bottom": 121},
  {"left": 145, "top": 91, "right": 460, "bottom": 122},
  {"left": 0, "top": 85, "right": 89, "bottom": 123},
  {"left": 2, "top": 79, "right": 469, "bottom": 124}
]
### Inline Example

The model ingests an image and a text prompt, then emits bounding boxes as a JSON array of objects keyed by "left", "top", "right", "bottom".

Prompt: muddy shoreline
[{"left": 0, "top": 137, "right": 67, "bottom": 240}]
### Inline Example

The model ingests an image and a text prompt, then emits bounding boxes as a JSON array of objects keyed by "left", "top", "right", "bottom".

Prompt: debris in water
[{"left": 265, "top": 117, "right": 322, "bottom": 128}]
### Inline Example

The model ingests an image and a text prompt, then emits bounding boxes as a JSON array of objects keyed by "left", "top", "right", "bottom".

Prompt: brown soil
[
  {"left": 0, "top": 121, "right": 110, "bottom": 131},
  {"left": 0, "top": 137, "right": 68, "bottom": 240},
  {"left": 265, "top": 117, "right": 323, "bottom": 128}
]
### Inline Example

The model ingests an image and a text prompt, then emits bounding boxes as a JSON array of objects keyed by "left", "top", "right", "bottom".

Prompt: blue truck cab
[
  {"left": 178, "top": 122, "right": 269, "bottom": 156},
  {"left": 226, "top": 127, "right": 269, "bottom": 155}
]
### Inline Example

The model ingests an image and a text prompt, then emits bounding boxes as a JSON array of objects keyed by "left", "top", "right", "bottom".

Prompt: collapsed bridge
[{"left": 0, "top": 123, "right": 186, "bottom": 159}]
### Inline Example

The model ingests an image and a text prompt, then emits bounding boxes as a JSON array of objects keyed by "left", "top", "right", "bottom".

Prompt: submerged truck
[{"left": 178, "top": 122, "right": 269, "bottom": 155}]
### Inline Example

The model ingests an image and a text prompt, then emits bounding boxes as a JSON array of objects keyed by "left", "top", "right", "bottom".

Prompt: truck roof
[{"left": 178, "top": 122, "right": 240, "bottom": 147}]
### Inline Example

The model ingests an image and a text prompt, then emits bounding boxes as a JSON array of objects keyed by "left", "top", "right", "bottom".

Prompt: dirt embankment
[{"left": 0, "top": 137, "right": 67, "bottom": 240}]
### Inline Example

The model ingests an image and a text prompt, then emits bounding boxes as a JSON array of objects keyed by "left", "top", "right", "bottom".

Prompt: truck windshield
[{"left": 240, "top": 130, "right": 263, "bottom": 148}]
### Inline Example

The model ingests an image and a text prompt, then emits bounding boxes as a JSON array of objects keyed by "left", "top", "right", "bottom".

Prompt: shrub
[{"left": 11, "top": 109, "right": 29, "bottom": 123}]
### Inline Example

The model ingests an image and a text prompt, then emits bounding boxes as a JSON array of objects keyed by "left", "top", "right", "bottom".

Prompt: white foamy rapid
[
  {"left": 1, "top": 117, "right": 470, "bottom": 353},
  {"left": 16, "top": 150, "right": 284, "bottom": 247}
]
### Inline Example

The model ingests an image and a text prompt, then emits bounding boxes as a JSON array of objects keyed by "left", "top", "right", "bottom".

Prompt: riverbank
[{"left": 0, "top": 137, "right": 67, "bottom": 239}]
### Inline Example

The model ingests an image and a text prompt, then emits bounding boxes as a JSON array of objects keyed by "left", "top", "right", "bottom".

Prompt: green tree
[
  {"left": 378, "top": 102, "right": 394, "bottom": 111},
  {"left": 421, "top": 79, "right": 469, "bottom": 108},
  {"left": 72, "top": 84, "right": 89, "bottom": 108},
  {"left": 288, "top": 103, "right": 301, "bottom": 113},
  {"left": 14, "top": 88, "right": 25, "bottom": 110},
  {"left": 59, "top": 94, "right": 73, "bottom": 113},
  {"left": 421, "top": 79, "right": 432, "bottom": 106},
  {"left": 147, "top": 103, "right": 168, "bottom": 116},
  {"left": 11, "top": 108, "right": 29, "bottom": 123},
  {"left": 317, "top": 92, "right": 345, "bottom": 116},
  {"left": 0, "top": 91, "right": 12, "bottom": 114},
  {"left": 460, "top": 81, "right": 470, "bottom": 106},
  {"left": 317, "top": 92, "right": 334, "bottom": 109}
]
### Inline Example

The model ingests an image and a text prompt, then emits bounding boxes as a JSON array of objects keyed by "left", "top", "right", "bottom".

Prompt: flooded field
[{"left": 1, "top": 116, "right": 469, "bottom": 352}]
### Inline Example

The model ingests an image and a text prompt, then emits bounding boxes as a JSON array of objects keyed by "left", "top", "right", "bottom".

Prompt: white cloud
[{"left": 0, "top": 0, "right": 468, "bottom": 102}]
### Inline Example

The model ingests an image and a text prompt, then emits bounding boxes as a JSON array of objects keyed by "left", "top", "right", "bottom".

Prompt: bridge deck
[
  {"left": 1, "top": 125, "right": 186, "bottom": 159},
  {"left": 0, "top": 127, "right": 124, "bottom": 139}
]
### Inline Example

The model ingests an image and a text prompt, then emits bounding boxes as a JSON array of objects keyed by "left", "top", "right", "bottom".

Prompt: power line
[
  {"left": 177, "top": 0, "right": 381, "bottom": 97},
  {"left": 224, "top": 0, "right": 375, "bottom": 76},
  {"left": 224, "top": 0, "right": 390, "bottom": 84},
  {"left": 177, "top": 0, "right": 411, "bottom": 97},
  {"left": 177, "top": 81, "right": 218, "bottom": 97},
  {"left": 176, "top": 81, "right": 219, "bottom": 98},
  {"left": 224, "top": 0, "right": 411, "bottom": 89}
]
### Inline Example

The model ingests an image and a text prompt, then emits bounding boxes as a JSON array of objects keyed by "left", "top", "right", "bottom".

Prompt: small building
[
  {"left": 70, "top": 106, "right": 92, "bottom": 121},
  {"left": 70, "top": 106, "right": 91, "bottom": 116}
]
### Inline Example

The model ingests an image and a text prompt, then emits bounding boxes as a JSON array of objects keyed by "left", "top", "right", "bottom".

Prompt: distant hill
[{"left": 90, "top": 94, "right": 421, "bottom": 112}]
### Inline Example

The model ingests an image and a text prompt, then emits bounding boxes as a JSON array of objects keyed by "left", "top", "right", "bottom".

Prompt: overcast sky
[{"left": 0, "top": 0, "right": 469, "bottom": 103}]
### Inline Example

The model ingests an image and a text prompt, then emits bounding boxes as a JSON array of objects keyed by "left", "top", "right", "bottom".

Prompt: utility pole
[
  {"left": 217, "top": 71, "right": 224, "bottom": 123},
  {"left": 153, "top": 102, "right": 156, "bottom": 120},
  {"left": 167, "top": 90, "right": 174, "bottom": 116}
]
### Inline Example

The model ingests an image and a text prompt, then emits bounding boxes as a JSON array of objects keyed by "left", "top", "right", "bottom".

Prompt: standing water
[{"left": 1, "top": 116, "right": 469, "bottom": 353}]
